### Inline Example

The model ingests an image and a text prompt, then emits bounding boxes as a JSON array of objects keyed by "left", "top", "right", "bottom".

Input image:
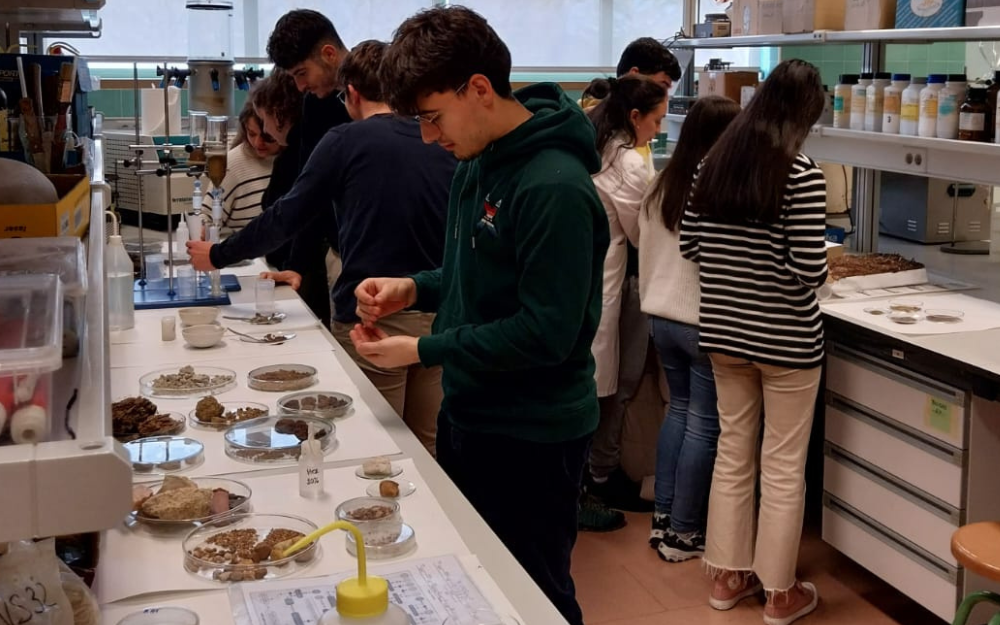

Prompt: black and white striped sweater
[{"left": 679, "top": 153, "right": 828, "bottom": 369}]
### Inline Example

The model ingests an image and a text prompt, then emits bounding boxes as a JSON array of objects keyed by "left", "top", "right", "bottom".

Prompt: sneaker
[
  {"left": 578, "top": 493, "right": 627, "bottom": 532},
  {"left": 763, "top": 581, "right": 818, "bottom": 625},
  {"left": 709, "top": 571, "right": 763, "bottom": 611},
  {"left": 656, "top": 529, "right": 705, "bottom": 562},
  {"left": 649, "top": 512, "right": 670, "bottom": 548}
]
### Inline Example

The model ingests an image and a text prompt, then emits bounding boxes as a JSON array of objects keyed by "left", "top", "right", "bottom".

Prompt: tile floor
[{"left": 571, "top": 512, "right": 943, "bottom": 625}]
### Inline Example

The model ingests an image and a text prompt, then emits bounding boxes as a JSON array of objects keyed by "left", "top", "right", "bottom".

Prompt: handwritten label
[
  {"left": 925, "top": 397, "right": 956, "bottom": 437},
  {"left": 0, "top": 581, "right": 58, "bottom": 625}
]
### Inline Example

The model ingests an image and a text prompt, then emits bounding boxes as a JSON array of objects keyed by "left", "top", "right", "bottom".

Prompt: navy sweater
[{"left": 211, "top": 114, "right": 456, "bottom": 323}]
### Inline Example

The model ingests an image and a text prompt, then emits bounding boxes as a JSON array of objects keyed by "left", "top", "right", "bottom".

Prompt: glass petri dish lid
[
  {"left": 116, "top": 607, "right": 200, "bottom": 625},
  {"left": 124, "top": 436, "right": 205, "bottom": 474},
  {"left": 247, "top": 364, "right": 317, "bottom": 392},
  {"left": 277, "top": 390, "right": 353, "bottom": 419},
  {"left": 224, "top": 415, "right": 335, "bottom": 464},
  {"left": 140, "top": 365, "right": 237, "bottom": 399},
  {"left": 132, "top": 477, "right": 252, "bottom": 526},
  {"left": 924, "top": 309, "right": 964, "bottom": 323}
]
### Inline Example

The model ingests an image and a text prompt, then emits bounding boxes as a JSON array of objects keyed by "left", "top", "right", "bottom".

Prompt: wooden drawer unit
[
  {"left": 827, "top": 345, "right": 968, "bottom": 449},
  {"left": 824, "top": 444, "right": 960, "bottom": 565}
]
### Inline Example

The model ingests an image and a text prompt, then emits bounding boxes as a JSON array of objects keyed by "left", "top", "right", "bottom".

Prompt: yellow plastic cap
[{"left": 336, "top": 574, "right": 389, "bottom": 618}]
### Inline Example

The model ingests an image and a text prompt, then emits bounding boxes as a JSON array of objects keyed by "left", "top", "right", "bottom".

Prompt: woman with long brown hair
[
  {"left": 680, "top": 59, "right": 828, "bottom": 625},
  {"left": 218, "top": 95, "right": 281, "bottom": 235},
  {"left": 639, "top": 95, "right": 741, "bottom": 562}
]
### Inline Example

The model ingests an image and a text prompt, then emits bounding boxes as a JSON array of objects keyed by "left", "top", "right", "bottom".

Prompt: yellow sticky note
[{"left": 925, "top": 397, "right": 955, "bottom": 437}]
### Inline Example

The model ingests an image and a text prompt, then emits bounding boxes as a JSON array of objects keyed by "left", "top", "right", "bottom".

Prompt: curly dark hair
[
  {"left": 338, "top": 40, "right": 387, "bottom": 102},
  {"left": 251, "top": 69, "right": 304, "bottom": 132},
  {"left": 380, "top": 6, "right": 512, "bottom": 116},
  {"left": 616, "top": 37, "right": 681, "bottom": 81},
  {"left": 266, "top": 9, "right": 346, "bottom": 69}
]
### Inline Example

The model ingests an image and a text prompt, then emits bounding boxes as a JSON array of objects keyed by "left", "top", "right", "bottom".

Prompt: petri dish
[
  {"left": 132, "top": 477, "right": 252, "bottom": 527},
  {"left": 924, "top": 309, "right": 964, "bottom": 324},
  {"left": 117, "top": 607, "right": 200, "bottom": 625},
  {"left": 442, "top": 609, "right": 522, "bottom": 625},
  {"left": 224, "top": 416, "right": 335, "bottom": 464},
  {"left": 182, "top": 513, "right": 320, "bottom": 583},
  {"left": 188, "top": 400, "right": 270, "bottom": 430},
  {"left": 124, "top": 436, "right": 205, "bottom": 474},
  {"left": 355, "top": 462, "right": 403, "bottom": 481},
  {"left": 366, "top": 480, "right": 417, "bottom": 499},
  {"left": 888, "top": 311, "right": 922, "bottom": 325},
  {"left": 863, "top": 307, "right": 888, "bottom": 316},
  {"left": 335, "top": 496, "right": 402, "bottom": 547},
  {"left": 139, "top": 366, "right": 236, "bottom": 399},
  {"left": 277, "top": 390, "right": 353, "bottom": 419},
  {"left": 247, "top": 364, "right": 318, "bottom": 392},
  {"left": 345, "top": 523, "right": 416, "bottom": 560},
  {"left": 888, "top": 299, "right": 923, "bottom": 313}
]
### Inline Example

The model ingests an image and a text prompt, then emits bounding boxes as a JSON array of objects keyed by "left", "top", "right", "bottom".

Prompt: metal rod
[
  {"left": 133, "top": 62, "right": 147, "bottom": 286},
  {"left": 163, "top": 59, "right": 175, "bottom": 296}
]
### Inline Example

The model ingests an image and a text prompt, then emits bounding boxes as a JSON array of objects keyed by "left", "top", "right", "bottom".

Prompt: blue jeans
[{"left": 650, "top": 316, "right": 720, "bottom": 533}]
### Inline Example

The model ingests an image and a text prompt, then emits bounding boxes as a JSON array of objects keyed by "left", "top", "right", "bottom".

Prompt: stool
[{"left": 952, "top": 522, "right": 1000, "bottom": 625}]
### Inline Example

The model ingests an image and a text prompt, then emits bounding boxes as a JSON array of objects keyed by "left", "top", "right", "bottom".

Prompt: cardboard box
[
  {"left": 783, "top": 0, "right": 847, "bottom": 31},
  {"left": 698, "top": 70, "right": 760, "bottom": 102},
  {"left": 0, "top": 175, "right": 90, "bottom": 239},
  {"left": 735, "top": 0, "right": 785, "bottom": 33},
  {"left": 895, "top": 0, "right": 964, "bottom": 28},
  {"left": 845, "top": 0, "right": 897, "bottom": 28},
  {"left": 965, "top": 0, "right": 999, "bottom": 24}
]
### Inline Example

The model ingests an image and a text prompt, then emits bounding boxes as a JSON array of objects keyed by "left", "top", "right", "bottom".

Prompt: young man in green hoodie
[{"left": 349, "top": 7, "right": 608, "bottom": 625}]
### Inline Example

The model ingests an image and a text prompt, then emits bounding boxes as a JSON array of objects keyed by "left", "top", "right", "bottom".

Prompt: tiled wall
[{"left": 783, "top": 42, "right": 968, "bottom": 87}]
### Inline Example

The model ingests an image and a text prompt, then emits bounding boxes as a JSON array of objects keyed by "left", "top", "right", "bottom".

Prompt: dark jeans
[
  {"left": 650, "top": 316, "right": 720, "bottom": 533},
  {"left": 437, "top": 412, "right": 588, "bottom": 625}
]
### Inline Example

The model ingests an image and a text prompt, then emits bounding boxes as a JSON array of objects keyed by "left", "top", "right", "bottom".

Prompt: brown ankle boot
[
  {"left": 708, "top": 570, "right": 763, "bottom": 611},
  {"left": 763, "top": 581, "right": 818, "bottom": 625}
]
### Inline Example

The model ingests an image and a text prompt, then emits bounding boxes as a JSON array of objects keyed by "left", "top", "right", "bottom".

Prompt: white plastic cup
[
  {"left": 161, "top": 316, "right": 176, "bottom": 341},
  {"left": 177, "top": 265, "right": 196, "bottom": 298},
  {"left": 255, "top": 277, "right": 276, "bottom": 315}
]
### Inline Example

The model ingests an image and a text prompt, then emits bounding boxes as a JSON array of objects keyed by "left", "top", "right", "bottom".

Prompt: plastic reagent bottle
[
  {"left": 833, "top": 74, "right": 859, "bottom": 129},
  {"left": 936, "top": 74, "right": 967, "bottom": 140},
  {"left": 918, "top": 74, "right": 947, "bottom": 138},
  {"left": 865, "top": 72, "right": 892, "bottom": 132},
  {"left": 900, "top": 77, "right": 926, "bottom": 136},
  {"left": 882, "top": 74, "right": 910, "bottom": 134},
  {"left": 105, "top": 211, "right": 135, "bottom": 331},
  {"left": 187, "top": 178, "right": 204, "bottom": 241},
  {"left": 851, "top": 73, "right": 873, "bottom": 131}
]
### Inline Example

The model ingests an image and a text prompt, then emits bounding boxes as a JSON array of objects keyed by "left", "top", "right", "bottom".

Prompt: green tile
[
  {"left": 843, "top": 44, "right": 864, "bottom": 64},
  {"left": 929, "top": 60, "right": 954, "bottom": 74},
  {"left": 121, "top": 90, "right": 136, "bottom": 119},
  {"left": 908, "top": 44, "right": 931, "bottom": 63},
  {"left": 886, "top": 44, "right": 908, "bottom": 64},
  {"left": 88, "top": 90, "right": 120, "bottom": 117}
]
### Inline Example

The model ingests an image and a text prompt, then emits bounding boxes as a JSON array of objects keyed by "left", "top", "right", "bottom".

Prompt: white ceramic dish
[
  {"left": 178, "top": 307, "right": 220, "bottom": 326},
  {"left": 182, "top": 324, "right": 225, "bottom": 348}
]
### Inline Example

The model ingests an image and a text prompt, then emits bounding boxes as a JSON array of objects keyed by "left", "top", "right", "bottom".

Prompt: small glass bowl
[
  {"left": 924, "top": 309, "right": 965, "bottom": 324},
  {"left": 124, "top": 436, "right": 205, "bottom": 474},
  {"left": 888, "top": 299, "right": 923, "bottom": 313},
  {"left": 888, "top": 311, "right": 922, "bottom": 325},
  {"left": 247, "top": 364, "right": 318, "bottom": 392},
  {"left": 863, "top": 307, "right": 889, "bottom": 316},
  {"left": 224, "top": 415, "right": 336, "bottom": 464},
  {"left": 188, "top": 401, "right": 270, "bottom": 430},
  {"left": 182, "top": 513, "right": 320, "bottom": 583},
  {"left": 345, "top": 523, "right": 417, "bottom": 560},
  {"left": 335, "top": 496, "right": 403, "bottom": 546},
  {"left": 277, "top": 391, "right": 353, "bottom": 419},
  {"left": 139, "top": 366, "right": 237, "bottom": 399},
  {"left": 132, "top": 477, "right": 252, "bottom": 526}
]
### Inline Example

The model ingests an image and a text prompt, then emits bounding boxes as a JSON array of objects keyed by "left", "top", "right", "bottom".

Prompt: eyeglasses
[
  {"left": 336, "top": 90, "right": 347, "bottom": 105},
  {"left": 413, "top": 81, "right": 469, "bottom": 127}
]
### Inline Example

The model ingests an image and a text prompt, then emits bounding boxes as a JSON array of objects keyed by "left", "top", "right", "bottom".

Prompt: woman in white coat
[{"left": 580, "top": 75, "right": 667, "bottom": 531}]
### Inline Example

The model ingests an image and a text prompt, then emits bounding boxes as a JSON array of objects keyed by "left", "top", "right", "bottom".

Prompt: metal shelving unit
[
  {"left": 672, "top": 25, "right": 1000, "bottom": 48},
  {"left": 0, "top": 123, "right": 132, "bottom": 542}
]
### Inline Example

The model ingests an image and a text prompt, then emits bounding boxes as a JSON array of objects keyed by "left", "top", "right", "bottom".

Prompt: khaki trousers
[
  {"left": 333, "top": 311, "right": 442, "bottom": 456},
  {"left": 703, "top": 353, "right": 822, "bottom": 592}
]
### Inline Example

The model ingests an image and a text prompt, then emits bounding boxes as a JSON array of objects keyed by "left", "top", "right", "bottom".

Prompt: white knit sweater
[
  {"left": 638, "top": 186, "right": 701, "bottom": 326},
  {"left": 218, "top": 145, "right": 274, "bottom": 236}
]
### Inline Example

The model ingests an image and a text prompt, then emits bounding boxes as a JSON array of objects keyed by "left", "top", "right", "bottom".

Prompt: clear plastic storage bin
[{"left": 0, "top": 273, "right": 64, "bottom": 446}]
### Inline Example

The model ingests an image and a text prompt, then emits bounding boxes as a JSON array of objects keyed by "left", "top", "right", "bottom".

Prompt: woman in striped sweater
[
  {"left": 219, "top": 96, "right": 282, "bottom": 235},
  {"left": 680, "top": 59, "right": 828, "bottom": 625}
]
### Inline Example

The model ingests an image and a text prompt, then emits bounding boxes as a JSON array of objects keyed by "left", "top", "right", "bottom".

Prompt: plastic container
[
  {"left": 0, "top": 237, "right": 87, "bottom": 358},
  {"left": 335, "top": 497, "right": 403, "bottom": 547},
  {"left": 132, "top": 476, "right": 252, "bottom": 526},
  {"left": 124, "top": 435, "right": 205, "bottom": 474},
  {"left": 833, "top": 74, "right": 859, "bottom": 129},
  {"left": 224, "top": 415, "right": 336, "bottom": 464},
  {"left": 882, "top": 74, "right": 910, "bottom": 134},
  {"left": 865, "top": 72, "right": 892, "bottom": 132},
  {"left": 182, "top": 512, "right": 320, "bottom": 582},
  {"left": 959, "top": 87, "right": 989, "bottom": 142},
  {"left": 918, "top": 74, "right": 947, "bottom": 138},
  {"left": 0, "top": 274, "right": 63, "bottom": 446},
  {"left": 900, "top": 77, "right": 927, "bottom": 136},
  {"left": 850, "top": 73, "right": 873, "bottom": 130},
  {"left": 936, "top": 74, "right": 967, "bottom": 139},
  {"left": 107, "top": 233, "right": 135, "bottom": 331},
  {"left": 278, "top": 390, "right": 353, "bottom": 419},
  {"left": 247, "top": 364, "right": 318, "bottom": 392}
]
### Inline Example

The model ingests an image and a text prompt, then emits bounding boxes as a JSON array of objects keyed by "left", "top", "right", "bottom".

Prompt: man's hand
[
  {"left": 354, "top": 278, "right": 417, "bottom": 327},
  {"left": 261, "top": 270, "right": 303, "bottom": 290},
  {"left": 350, "top": 324, "right": 420, "bottom": 368},
  {"left": 187, "top": 241, "right": 217, "bottom": 271}
]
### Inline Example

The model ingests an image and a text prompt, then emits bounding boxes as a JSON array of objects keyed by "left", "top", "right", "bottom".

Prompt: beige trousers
[
  {"left": 703, "top": 353, "right": 822, "bottom": 593},
  {"left": 333, "top": 311, "right": 442, "bottom": 457}
]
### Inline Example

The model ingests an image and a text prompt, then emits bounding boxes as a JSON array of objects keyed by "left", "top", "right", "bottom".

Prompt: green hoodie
[{"left": 412, "top": 83, "right": 609, "bottom": 444}]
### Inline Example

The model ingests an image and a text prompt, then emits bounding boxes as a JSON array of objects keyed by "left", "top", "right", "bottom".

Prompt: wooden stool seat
[{"left": 953, "top": 522, "right": 1000, "bottom": 584}]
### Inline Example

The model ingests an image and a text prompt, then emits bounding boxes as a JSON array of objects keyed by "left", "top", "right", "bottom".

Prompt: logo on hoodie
[{"left": 476, "top": 196, "right": 501, "bottom": 238}]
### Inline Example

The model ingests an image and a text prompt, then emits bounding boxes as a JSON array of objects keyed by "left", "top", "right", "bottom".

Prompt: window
[{"left": 255, "top": 0, "right": 429, "bottom": 52}]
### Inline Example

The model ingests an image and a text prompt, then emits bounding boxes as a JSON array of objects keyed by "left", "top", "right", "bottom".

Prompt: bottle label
[
  {"left": 851, "top": 93, "right": 866, "bottom": 113},
  {"left": 884, "top": 93, "right": 902, "bottom": 114},
  {"left": 901, "top": 102, "right": 919, "bottom": 121},
  {"left": 921, "top": 99, "right": 939, "bottom": 118},
  {"left": 939, "top": 95, "right": 958, "bottom": 117},
  {"left": 834, "top": 95, "right": 847, "bottom": 113},
  {"left": 960, "top": 112, "right": 985, "bottom": 131}
]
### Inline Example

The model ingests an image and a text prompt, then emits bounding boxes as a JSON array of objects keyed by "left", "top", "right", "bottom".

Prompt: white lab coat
[{"left": 590, "top": 136, "right": 654, "bottom": 397}]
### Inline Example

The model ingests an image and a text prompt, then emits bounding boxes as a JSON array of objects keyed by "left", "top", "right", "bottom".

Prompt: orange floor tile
[{"left": 571, "top": 512, "right": 944, "bottom": 625}]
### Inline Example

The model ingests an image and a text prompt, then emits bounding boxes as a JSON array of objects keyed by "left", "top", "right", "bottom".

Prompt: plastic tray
[
  {"left": 224, "top": 415, "right": 336, "bottom": 464},
  {"left": 247, "top": 364, "right": 317, "bottom": 392},
  {"left": 139, "top": 366, "right": 237, "bottom": 398},
  {"left": 277, "top": 390, "right": 353, "bottom": 419},
  {"left": 182, "top": 513, "right": 320, "bottom": 582},
  {"left": 124, "top": 436, "right": 205, "bottom": 474},
  {"left": 188, "top": 400, "right": 269, "bottom": 430},
  {"left": 132, "top": 477, "right": 252, "bottom": 527}
]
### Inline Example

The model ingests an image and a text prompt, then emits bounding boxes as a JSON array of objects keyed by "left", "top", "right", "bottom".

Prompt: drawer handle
[
  {"left": 828, "top": 344, "right": 967, "bottom": 406},
  {"left": 825, "top": 443, "right": 962, "bottom": 525},
  {"left": 828, "top": 395, "right": 965, "bottom": 468},
  {"left": 824, "top": 494, "right": 958, "bottom": 584}
]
